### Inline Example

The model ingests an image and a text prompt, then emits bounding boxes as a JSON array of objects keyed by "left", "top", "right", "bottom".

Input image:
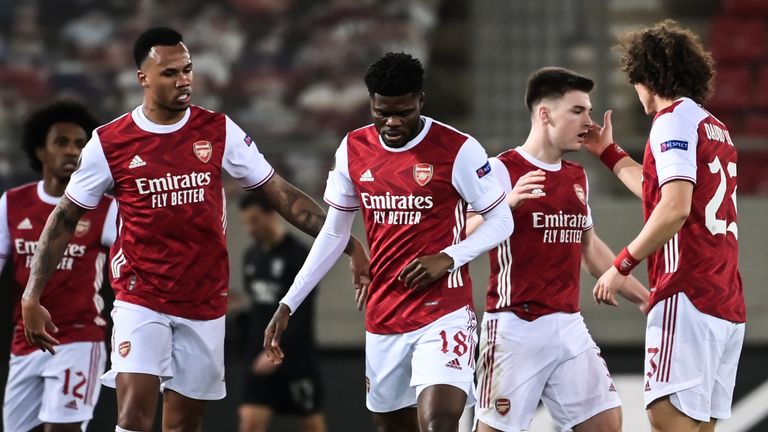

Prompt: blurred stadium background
[{"left": 0, "top": 0, "right": 765, "bottom": 430}]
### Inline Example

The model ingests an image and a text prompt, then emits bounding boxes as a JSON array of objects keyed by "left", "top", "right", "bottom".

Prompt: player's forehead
[
  {"left": 145, "top": 43, "right": 191, "bottom": 70},
  {"left": 556, "top": 90, "right": 592, "bottom": 110},
  {"left": 46, "top": 122, "right": 87, "bottom": 140},
  {"left": 371, "top": 93, "right": 420, "bottom": 111}
]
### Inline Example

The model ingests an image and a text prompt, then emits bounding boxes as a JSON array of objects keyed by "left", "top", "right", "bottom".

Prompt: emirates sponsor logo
[
  {"left": 17, "top": 218, "right": 33, "bottom": 230},
  {"left": 413, "top": 163, "right": 433, "bottom": 186},
  {"left": 193, "top": 141, "right": 213, "bottom": 163},
  {"left": 532, "top": 211, "right": 588, "bottom": 228},
  {"left": 573, "top": 184, "right": 586, "bottom": 205},
  {"left": 128, "top": 155, "right": 146, "bottom": 169},
  {"left": 135, "top": 172, "right": 212, "bottom": 194},
  {"left": 495, "top": 398, "right": 510, "bottom": 416},
  {"left": 118, "top": 341, "right": 131, "bottom": 357},
  {"left": 360, "top": 192, "right": 433, "bottom": 210},
  {"left": 359, "top": 169, "right": 374, "bottom": 182},
  {"left": 74, "top": 219, "right": 90, "bottom": 237}
]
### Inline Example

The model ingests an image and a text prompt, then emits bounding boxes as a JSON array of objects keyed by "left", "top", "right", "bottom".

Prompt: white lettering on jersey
[
  {"left": 361, "top": 192, "right": 434, "bottom": 226},
  {"left": 15, "top": 239, "right": 86, "bottom": 269},
  {"left": 532, "top": 211, "right": 588, "bottom": 244},
  {"left": 135, "top": 171, "right": 212, "bottom": 209},
  {"left": 703, "top": 123, "right": 734, "bottom": 145}
]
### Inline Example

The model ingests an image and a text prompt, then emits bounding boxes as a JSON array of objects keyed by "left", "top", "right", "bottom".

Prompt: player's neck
[
  {"left": 521, "top": 133, "right": 562, "bottom": 165},
  {"left": 649, "top": 95, "right": 678, "bottom": 116},
  {"left": 41, "top": 175, "right": 67, "bottom": 198},
  {"left": 142, "top": 103, "right": 185, "bottom": 125}
]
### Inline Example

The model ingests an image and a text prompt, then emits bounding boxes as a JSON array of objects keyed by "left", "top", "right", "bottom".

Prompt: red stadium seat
[
  {"left": 743, "top": 114, "right": 768, "bottom": 136},
  {"left": 706, "top": 66, "right": 752, "bottom": 111},
  {"left": 709, "top": 17, "right": 766, "bottom": 62},
  {"left": 723, "top": 0, "right": 768, "bottom": 14},
  {"left": 753, "top": 66, "right": 768, "bottom": 109}
]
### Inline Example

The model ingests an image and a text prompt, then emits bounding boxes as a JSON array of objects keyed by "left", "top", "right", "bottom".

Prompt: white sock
[{"left": 116, "top": 427, "right": 143, "bottom": 432}]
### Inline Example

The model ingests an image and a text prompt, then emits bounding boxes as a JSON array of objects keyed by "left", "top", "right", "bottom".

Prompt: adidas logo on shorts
[
  {"left": 64, "top": 400, "right": 78, "bottom": 410},
  {"left": 445, "top": 358, "right": 462, "bottom": 370}
]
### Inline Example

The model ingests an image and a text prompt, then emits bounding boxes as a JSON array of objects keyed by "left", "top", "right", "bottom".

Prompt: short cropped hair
[
  {"left": 22, "top": 100, "right": 100, "bottom": 172},
  {"left": 617, "top": 19, "right": 715, "bottom": 104},
  {"left": 525, "top": 67, "right": 594, "bottom": 112},
  {"left": 364, "top": 52, "right": 424, "bottom": 96},
  {"left": 239, "top": 192, "right": 274, "bottom": 212},
  {"left": 133, "top": 27, "right": 184, "bottom": 68}
]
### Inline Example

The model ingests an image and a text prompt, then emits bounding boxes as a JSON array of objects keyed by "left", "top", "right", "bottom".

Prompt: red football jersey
[
  {"left": 65, "top": 106, "right": 274, "bottom": 319},
  {"left": 0, "top": 182, "right": 115, "bottom": 355},
  {"left": 642, "top": 98, "right": 745, "bottom": 322},
  {"left": 324, "top": 117, "right": 505, "bottom": 334},
  {"left": 485, "top": 148, "right": 593, "bottom": 319}
]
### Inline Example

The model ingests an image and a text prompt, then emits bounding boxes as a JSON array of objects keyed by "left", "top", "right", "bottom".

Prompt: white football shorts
[
  {"left": 475, "top": 311, "right": 621, "bottom": 431},
  {"left": 365, "top": 305, "right": 478, "bottom": 413},
  {"left": 644, "top": 292, "right": 744, "bottom": 421},
  {"left": 102, "top": 300, "right": 226, "bottom": 400},
  {"left": 3, "top": 341, "right": 105, "bottom": 432}
]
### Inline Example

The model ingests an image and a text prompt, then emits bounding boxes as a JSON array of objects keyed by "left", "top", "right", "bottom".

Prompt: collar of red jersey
[{"left": 132, "top": 106, "right": 191, "bottom": 134}]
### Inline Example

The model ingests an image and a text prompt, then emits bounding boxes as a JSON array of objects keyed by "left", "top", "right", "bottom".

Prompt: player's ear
[
  {"left": 537, "top": 105, "right": 550, "bottom": 125},
  {"left": 137, "top": 70, "right": 148, "bottom": 88}
]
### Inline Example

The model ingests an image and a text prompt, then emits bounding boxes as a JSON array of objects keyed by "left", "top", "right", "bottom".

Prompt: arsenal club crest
[
  {"left": 118, "top": 341, "right": 131, "bottom": 358},
  {"left": 573, "top": 184, "right": 586, "bottom": 205},
  {"left": 413, "top": 163, "right": 433, "bottom": 186},
  {"left": 193, "top": 140, "right": 213, "bottom": 163},
  {"left": 495, "top": 398, "right": 510, "bottom": 416},
  {"left": 74, "top": 219, "right": 91, "bottom": 237}
]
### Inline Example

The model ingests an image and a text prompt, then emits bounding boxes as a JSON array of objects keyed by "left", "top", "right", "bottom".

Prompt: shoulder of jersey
[
  {"left": 6, "top": 181, "right": 38, "bottom": 195},
  {"left": 347, "top": 123, "right": 376, "bottom": 137}
]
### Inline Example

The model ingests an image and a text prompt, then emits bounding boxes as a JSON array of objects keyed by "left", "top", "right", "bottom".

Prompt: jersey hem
[
  {"left": 243, "top": 168, "right": 276, "bottom": 190},
  {"left": 64, "top": 191, "right": 98, "bottom": 210},
  {"left": 475, "top": 193, "right": 506, "bottom": 214}
]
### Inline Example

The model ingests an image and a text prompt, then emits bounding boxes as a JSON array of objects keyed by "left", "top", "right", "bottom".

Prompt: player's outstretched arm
[
  {"left": 583, "top": 110, "right": 643, "bottom": 198},
  {"left": 256, "top": 173, "right": 370, "bottom": 286},
  {"left": 22, "top": 197, "right": 87, "bottom": 353},
  {"left": 264, "top": 207, "right": 360, "bottom": 363},
  {"left": 581, "top": 228, "right": 649, "bottom": 312},
  {"left": 593, "top": 181, "right": 692, "bottom": 307}
]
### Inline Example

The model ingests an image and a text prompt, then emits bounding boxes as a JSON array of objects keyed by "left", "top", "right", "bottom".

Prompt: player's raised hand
[
  {"left": 593, "top": 265, "right": 623, "bottom": 307},
  {"left": 21, "top": 300, "right": 60, "bottom": 354},
  {"left": 583, "top": 110, "right": 614, "bottom": 157},
  {"left": 349, "top": 244, "right": 371, "bottom": 311},
  {"left": 263, "top": 303, "right": 291, "bottom": 364},
  {"left": 508, "top": 170, "right": 546, "bottom": 209},
  {"left": 398, "top": 252, "right": 453, "bottom": 290}
]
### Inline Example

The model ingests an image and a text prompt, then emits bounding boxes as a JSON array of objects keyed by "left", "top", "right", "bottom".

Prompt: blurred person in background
[
  {"left": 237, "top": 192, "right": 325, "bottom": 432},
  {"left": 587, "top": 20, "right": 745, "bottom": 432},
  {"left": 469, "top": 67, "right": 649, "bottom": 432},
  {"left": 1, "top": 100, "right": 116, "bottom": 432},
  {"left": 20, "top": 27, "right": 368, "bottom": 432},
  {"left": 265, "top": 52, "right": 513, "bottom": 432}
]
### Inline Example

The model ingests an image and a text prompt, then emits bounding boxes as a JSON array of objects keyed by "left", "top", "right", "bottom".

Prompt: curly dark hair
[
  {"left": 617, "top": 19, "right": 715, "bottom": 104},
  {"left": 525, "top": 67, "right": 594, "bottom": 112},
  {"left": 134, "top": 27, "right": 183, "bottom": 68},
  {"left": 364, "top": 52, "right": 424, "bottom": 96},
  {"left": 22, "top": 100, "right": 100, "bottom": 172}
]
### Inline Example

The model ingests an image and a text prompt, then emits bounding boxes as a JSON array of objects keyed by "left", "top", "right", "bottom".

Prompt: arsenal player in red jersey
[
  {"left": 470, "top": 68, "right": 648, "bottom": 432},
  {"left": 265, "top": 53, "right": 513, "bottom": 432},
  {"left": 20, "top": 27, "right": 369, "bottom": 432},
  {"left": 1, "top": 101, "right": 115, "bottom": 432},
  {"left": 586, "top": 20, "right": 745, "bottom": 432}
]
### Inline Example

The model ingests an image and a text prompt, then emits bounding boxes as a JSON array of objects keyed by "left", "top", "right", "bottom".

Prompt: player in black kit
[{"left": 237, "top": 193, "right": 325, "bottom": 432}]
